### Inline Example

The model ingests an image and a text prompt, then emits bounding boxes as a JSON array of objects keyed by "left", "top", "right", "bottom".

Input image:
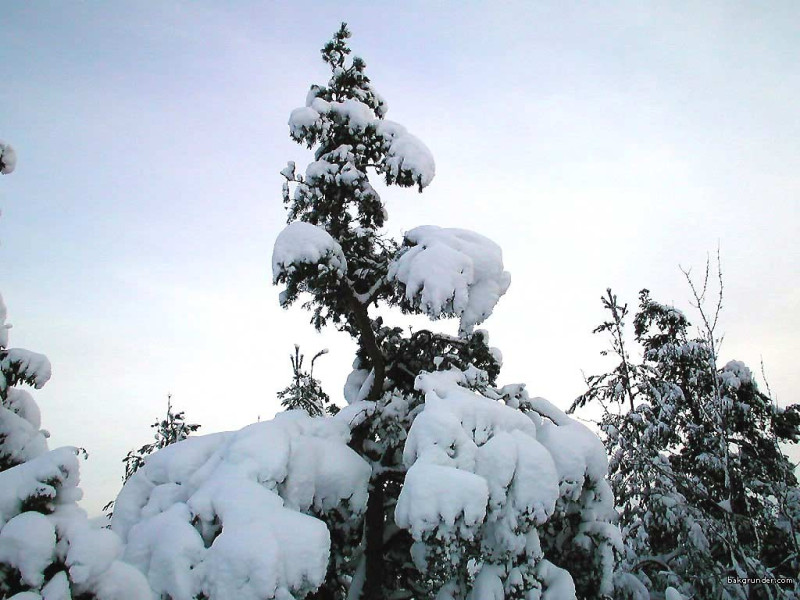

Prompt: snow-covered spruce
[
  {"left": 573, "top": 288, "right": 800, "bottom": 600},
  {"left": 111, "top": 24, "right": 621, "bottom": 600},
  {"left": 0, "top": 294, "right": 154, "bottom": 599}
]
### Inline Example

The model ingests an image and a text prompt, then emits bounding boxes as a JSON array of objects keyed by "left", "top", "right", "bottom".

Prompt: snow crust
[
  {"left": 389, "top": 226, "right": 511, "bottom": 333},
  {"left": 0, "top": 140, "right": 17, "bottom": 175},
  {"left": 272, "top": 221, "right": 347, "bottom": 283},
  {"left": 112, "top": 411, "right": 371, "bottom": 600}
]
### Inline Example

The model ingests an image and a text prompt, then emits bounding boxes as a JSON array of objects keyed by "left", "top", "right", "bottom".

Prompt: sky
[{"left": 1, "top": 1, "right": 798, "bottom": 516}]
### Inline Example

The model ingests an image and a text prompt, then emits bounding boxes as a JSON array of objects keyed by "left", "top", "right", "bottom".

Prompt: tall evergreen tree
[
  {"left": 573, "top": 285, "right": 800, "bottom": 599},
  {"left": 274, "top": 24, "right": 620, "bottom": 600},
  {"left": 109, "top": 26, "right": 621, "bottom": 600}
]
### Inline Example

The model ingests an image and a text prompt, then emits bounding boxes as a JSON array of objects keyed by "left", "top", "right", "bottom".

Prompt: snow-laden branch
[
  {"left": 389, "top": 226, "right": 511, "bottom": 334},
  {"left": 272, "top": 221, "right": 347, "bottom": 283}
]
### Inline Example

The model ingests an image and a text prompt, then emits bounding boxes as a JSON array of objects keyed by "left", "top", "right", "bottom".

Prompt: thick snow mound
[
  {"left": 0, "top": 408, "right": 48, "bottom": 467},
  {"left": 0, "top": 140, "right": 16, "bottom": 175},
  {"left": 112, "top": 411, "right": 371, "bottom": 600},
  {"left": 719, "top": 359, "right": 753, "bottom": 390},
  {"left": 529, "top": 396, "right": 608, "bottom": 484},
  {"left": 397, "top": 370, "right": 559, "bottom": 549},
  {"left": 0, "top": 449, "right": 155, "bottom": 599},
  {"left": 395, "top": 463, "right": 488, "bottom": 539},
  {"left": 389, "top": 226, "right": 511, "bottom": 334},
  {"left": 0, "top": 512, "right": 56, "bottom": 587},
  {"left": 272, "top": 221, "right": 347, "bottom": 283}
]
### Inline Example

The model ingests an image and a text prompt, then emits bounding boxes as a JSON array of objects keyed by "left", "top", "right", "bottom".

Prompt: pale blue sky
[{"left": 2, "top": 1, "right": 798, "bottom": 515}]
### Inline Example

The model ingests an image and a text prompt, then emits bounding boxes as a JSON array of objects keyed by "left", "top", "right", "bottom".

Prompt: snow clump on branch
[{"left": 389, "top": 226, "right": 512, "bottom": 334}]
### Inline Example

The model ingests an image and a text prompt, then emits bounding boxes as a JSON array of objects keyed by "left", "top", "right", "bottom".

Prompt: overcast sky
[{"left": 2, "top": 1, "right": 798, "bottom": 516}]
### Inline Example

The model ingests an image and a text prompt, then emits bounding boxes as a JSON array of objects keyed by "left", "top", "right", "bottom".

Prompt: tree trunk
[{"left": 362, "top": 477, "right": 385, "bottom": 600}]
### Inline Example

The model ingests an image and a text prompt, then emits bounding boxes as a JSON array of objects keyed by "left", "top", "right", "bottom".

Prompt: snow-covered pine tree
[
  {"left": 121, "top": 394, "right": 201, "bottom": 483},
  {"left": 0, "top": 150, "right": 154, "bottom": 599},
  {"left": 573, "top": 286, "right": 800, "bottom": 600},
  {"left": 278, "top": 346, "right": 336, "bottom": 417},
  {"left": 109, "top": 25, "right": 621, "bottom": 600}
]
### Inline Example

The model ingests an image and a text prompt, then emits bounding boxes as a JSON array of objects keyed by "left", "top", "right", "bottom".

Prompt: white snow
[
  {"left": 0, "top": 140, "right": 17, "bottom": 175},
  {"left": 40, "top": 571, "right": 70, "bottom": 600},
  {"left": 665, "top": 587, "right": 687, "bottom": 600},
  {"left": 536, "top": 559, "right": 577, "bottom": 600},
  {"left": 0, "top": 448, "right": 155, "bottom": 598},
  {"left": 0, "top": 447, "right": 81, "bottom": 528},
  {"left": 65, "top": 526, "right": 124, "bottom": 585},
  {"left": 530, "top": 396, "right": 609, "bottom": 484},
  {"left": 375, "top": 120, "right": 435, "bottom": 189},
  {"left": 2, "top": 348, "right": 53, "bottom": 390},
  {"left": 343, "top": 367, "right": 371, "bottom": 404},
  {"left": 389, "top": 226, "right": 511, "bottom": 334},
  {"left": 272, "top": 221, "right": 347, "bottom": 284},
  {"left": 395, "top": 462, "right": 489, "bottom": 539},
  {"left": 112, "top": 411, "right": 371, "bottom": 600},
  {"left": 0, "top": 405, "right": 49, "bottom": 465},
  {"left": 397, "top": 369, "right": 560, "bottom": 555},
  {"left": 287, "top": 99, "right": 435, "bottom": 190},
  {"left": 0, "top": 512, "right": 56, "bottom": 587},
  {"left": 7, "top": 388, "right": 43, "bottom": 429},
  {"left": 719, "top": 360, "right": 753, "bottom": 389},
  {"left": 288, "top": 106, "right": 321, "bottom": 138}
]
